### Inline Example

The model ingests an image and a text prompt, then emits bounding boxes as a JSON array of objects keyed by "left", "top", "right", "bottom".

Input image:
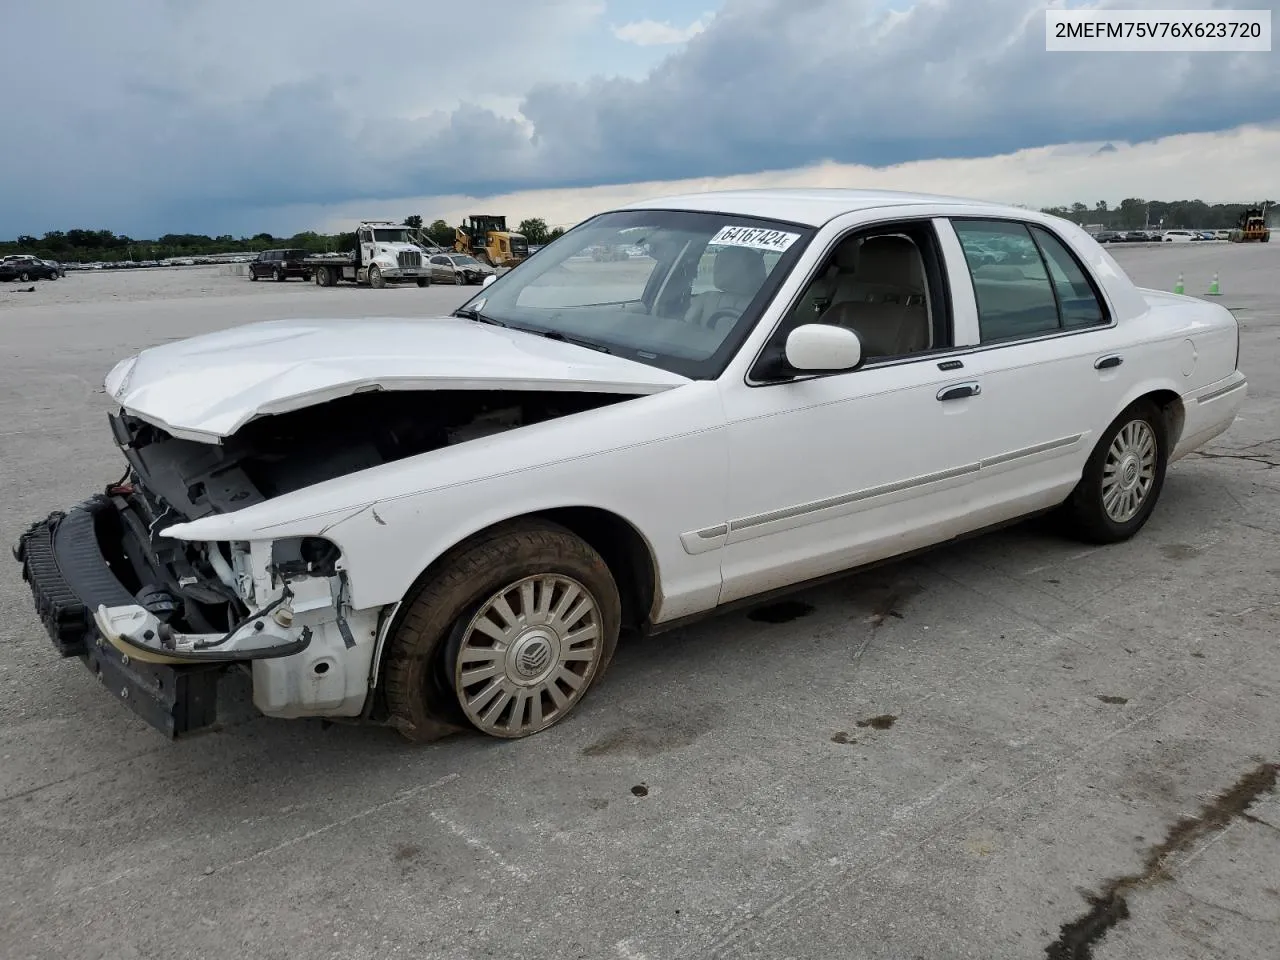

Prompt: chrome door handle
[{"left": 937, "top": 381, "right": 981, "bottom": 402}]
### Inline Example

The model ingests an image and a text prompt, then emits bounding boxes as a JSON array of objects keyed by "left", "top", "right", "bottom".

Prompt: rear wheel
[
  {"left": 384, "top": 521, "right": 621, "bottom": 742},
  {"left": 1060, "top": 399, "right": 1168, "bottom": 544}
]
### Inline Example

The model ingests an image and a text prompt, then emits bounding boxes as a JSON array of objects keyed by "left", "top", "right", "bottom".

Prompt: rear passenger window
[
  {"left": 954, "top": 220, "right": 1108, "bottom": 342},
  {"left": 1028, "top": 226, "right": 1107, "bottom": 328},
  {"left": 953, "top": 221, "right": 1059, "bottom": 342}
]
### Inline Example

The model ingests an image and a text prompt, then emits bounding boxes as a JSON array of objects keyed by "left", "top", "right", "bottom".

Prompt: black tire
[
  {"left": 19, "top": 272, "right": 30, "bottom": 282},
  {"left": 274, "top": 268, "right": 285, "bottom": 282},
  {"left": 369, "top": 265, "right": 386, "bottom": 289},
  {"left": 1060, "top": 398, "right": 1168, "bottom": 544},
  {"left": 416, "top": 278, "right": 429, "bottom": 287},
  {"left": 250, "top": 272, "right": 259, "bottom": 281},
  {"left": 384, "top": 520, "right": 621, "bottom": 743},
  {"left": 454, "top": 272, "right": 464, "bottom": 285}
]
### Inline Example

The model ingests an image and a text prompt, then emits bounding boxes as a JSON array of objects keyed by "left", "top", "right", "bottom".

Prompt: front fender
[{"left": 162, "top": 382, "right": 726, "bottom": 614}]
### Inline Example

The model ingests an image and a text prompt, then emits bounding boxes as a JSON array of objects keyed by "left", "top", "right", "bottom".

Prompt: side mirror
[
  {"left": 482, "top": 274, "right": 497, "bottom": 287},
  {"left": 783, "top": 323, "right": 862, "bottom": 373}
]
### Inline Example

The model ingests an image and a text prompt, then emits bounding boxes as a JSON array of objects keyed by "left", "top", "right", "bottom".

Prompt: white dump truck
[{"left": 306, "top": 221, "right": 431, "bottom": 288}]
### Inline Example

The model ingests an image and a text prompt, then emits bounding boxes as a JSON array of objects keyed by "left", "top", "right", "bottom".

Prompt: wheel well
[
  {"left": 533, "top": 507, "right": 657, "bottom": 633},
  {"left": 1142, "top": 389, "right": 1185, "bottom": 448},
  {"left": 365, "top": 507, "right": 658, "bottom": 721},
  {"left": 396, "top": 508, "right": 657, "bottom": 634}
]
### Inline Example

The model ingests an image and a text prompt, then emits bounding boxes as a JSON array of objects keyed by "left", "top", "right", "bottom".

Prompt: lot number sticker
[{"left": 710, "top": 225, "right": 800, "bottom": 253}]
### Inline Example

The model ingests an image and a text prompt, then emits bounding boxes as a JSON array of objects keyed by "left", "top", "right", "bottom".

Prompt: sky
[{"left": 2, "top": 0, "right": 1277, "bottom": 239}]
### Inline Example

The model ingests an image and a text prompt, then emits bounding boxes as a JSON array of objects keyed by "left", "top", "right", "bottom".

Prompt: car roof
[{"left": 614, "top": 187, "right": 1011, "bottom": 227}]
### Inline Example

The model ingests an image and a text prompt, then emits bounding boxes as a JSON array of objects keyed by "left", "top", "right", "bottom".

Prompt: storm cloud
[{"left": 2, "top": 0, "right": 1276, "bottom": 236}]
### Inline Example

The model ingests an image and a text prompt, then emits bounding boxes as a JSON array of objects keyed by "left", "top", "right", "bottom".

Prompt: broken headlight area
[
  {"left": 40, "top": 484, "right": 343, "bottom": 664},
  {"left": 15, "top": 489, "right": 378, "bottom": 735}
]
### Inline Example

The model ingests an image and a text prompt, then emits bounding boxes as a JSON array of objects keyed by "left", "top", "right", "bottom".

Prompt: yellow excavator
[
  {"left": 454, "top": 215, "right": 529, "bottom": 268},
  {"left": 1229, "top": 204, "right": 1271, "bottom": 243}
]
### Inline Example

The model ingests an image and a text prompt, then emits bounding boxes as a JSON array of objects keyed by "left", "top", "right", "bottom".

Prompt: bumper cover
[{"left": 13, "top": 496, "right": 221, "bottom": 737}]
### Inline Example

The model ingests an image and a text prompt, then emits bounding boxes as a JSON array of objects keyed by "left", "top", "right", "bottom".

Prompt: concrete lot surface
[{"left": 1, "top": 243, "right": 1278, "bottom": 959}]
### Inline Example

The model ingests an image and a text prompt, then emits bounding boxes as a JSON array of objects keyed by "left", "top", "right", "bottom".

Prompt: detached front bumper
[{"left": 13, "top": 496, "right": 222, "bottom": 737}]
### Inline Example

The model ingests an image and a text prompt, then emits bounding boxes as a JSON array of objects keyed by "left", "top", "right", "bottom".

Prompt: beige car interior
[
  {"left": 684, "top": 246, "right": 767, "bottom": 328},
  {"left": 810, "top": 234, "right": 934, "bottom": 359}
]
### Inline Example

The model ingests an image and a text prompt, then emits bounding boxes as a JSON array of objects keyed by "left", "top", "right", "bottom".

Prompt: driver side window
[{"left": 782, "top": 222, "right": 949, "bottom": 362}]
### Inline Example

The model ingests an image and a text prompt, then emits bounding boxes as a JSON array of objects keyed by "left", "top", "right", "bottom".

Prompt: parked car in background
[
  {"left": 1093, "top": 231, "right": 1124, "bottom": 243},
  {"left": 1214, "top": 230, "right": 1232, "bottom": 240},
  {"left": 1163, "top": 230, "right": 1197, "bottom": 242},
  {"left": 40, "top": 258, "right": 66, "bottom": 277},
  {"left": 427, "top": 252, "right": 495, "bottom": 285},
  {"left": 249, "top": 249, "right": 313, "bottom": 281},
  {"left": 0, "top": 256, "right": 59, "bottom": 281}
]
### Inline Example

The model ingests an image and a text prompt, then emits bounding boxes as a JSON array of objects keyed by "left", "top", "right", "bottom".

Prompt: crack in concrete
[
  {"left": 1190, "top": 451, "right": 1280, "bottom": 468},
  {"left": 1044, "top": 761, "right": 1279, "bottom": 960}
]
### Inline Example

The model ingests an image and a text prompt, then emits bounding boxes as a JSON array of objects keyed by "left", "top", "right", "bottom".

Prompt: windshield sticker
[{"left": 710, "top": 225, "right": 800, "bottom": 253}]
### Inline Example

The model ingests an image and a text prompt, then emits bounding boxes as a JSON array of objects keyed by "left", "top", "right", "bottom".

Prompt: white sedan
[{"left": 14, "top": 188, "right": 1246, "bottom": 742}]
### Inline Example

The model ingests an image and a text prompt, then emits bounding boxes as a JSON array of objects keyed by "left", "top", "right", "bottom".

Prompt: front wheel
[
  {"left": 1060, "top": 399, "right": 1168, "bottom": 544},
  {"left": 369, "top": 264, "right": 386, "bottom": 289},
  {"left": 384, "top": 521, "right": 621, "bottom": 742},
  {"left": 454, "top": 272, "right": 465, "bottom": 285},
  {"left": 417, "top": 278, "right": 429, "bottom": 287}
]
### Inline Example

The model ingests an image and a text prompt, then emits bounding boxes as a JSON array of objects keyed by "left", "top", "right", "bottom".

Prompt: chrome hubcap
[
  {"left": 455, "top": 574, "right": 603, "bottom": 737},
  {"left": 1101, "top": 419, "right": 1157, "bottom": 523}
]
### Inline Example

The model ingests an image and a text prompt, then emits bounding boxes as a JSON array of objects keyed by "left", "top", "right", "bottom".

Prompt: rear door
[{"left": 941, "top": 217, "right": 1127, "bottom": 515}]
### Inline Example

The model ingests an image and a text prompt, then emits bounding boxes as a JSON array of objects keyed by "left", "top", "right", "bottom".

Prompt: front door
[{"left": 715, "top": 219, "right": 986, "bottom": 604}]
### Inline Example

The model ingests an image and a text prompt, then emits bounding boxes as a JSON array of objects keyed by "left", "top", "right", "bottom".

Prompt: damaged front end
[
  {"left": 13, "top": 388, "right": 629, "bottom": 738},
  {"left": 13, "top": 479, "right": 377, "bottom": 737}
]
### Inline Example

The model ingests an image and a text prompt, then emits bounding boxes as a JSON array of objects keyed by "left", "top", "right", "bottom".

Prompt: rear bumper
[
  {"left": 1171, "top": 372, "right": 1248, "bottom": 462},
  {"left": 13, "top": 497, "right": 221, "bottom": 737}
]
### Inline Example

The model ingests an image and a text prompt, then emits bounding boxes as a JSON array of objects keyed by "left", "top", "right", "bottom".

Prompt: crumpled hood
[{"left": 106, "top": 316, "right": 690, "bottom": 442}]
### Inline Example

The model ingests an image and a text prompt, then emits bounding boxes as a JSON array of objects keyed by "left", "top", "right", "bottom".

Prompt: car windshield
[
  {"left": 455, "top": 209, "right": 813, "bottom": 378},
  {"left": 372, "top": 228, "right": 414, "bottom": 243},
  {"left": 450, "top": 255, "right": 479, "bottom": 265}
]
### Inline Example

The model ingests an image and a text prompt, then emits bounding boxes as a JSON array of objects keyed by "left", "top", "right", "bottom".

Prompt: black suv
[
  {"left": 249, "top": 249, "right": 312, "bottom": 281},
  {"left": 1, "top": 256, "right": 59, "bottom": 281}
]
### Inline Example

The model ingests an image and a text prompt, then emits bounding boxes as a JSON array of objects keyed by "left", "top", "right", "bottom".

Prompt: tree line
[
  {"left": 0, "top": 217, "right": 569, "bottom": 264},
  {"left": 1038, "top": 199, "right": 1274, "bottom": 231},
  {"left": 3, "top": 201, "right": 1269, "bottom": 264}
]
